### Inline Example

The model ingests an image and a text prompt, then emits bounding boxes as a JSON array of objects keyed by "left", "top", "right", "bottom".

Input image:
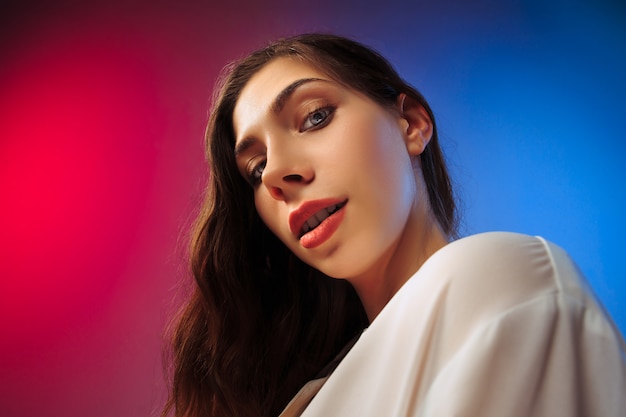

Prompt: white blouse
[{"left": 280, "top": 232, "right": 626, "bottom": 417}]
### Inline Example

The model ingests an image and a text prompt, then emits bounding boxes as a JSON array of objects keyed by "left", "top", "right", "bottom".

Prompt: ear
[{"left": 396, "top": 93, "right": 433, "bottom": 156}]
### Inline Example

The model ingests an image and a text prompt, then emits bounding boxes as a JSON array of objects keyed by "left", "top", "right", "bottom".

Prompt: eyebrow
[
  {"left": 272, "top": 77, "right": 324, "bottom": 114},
  {"left": 234, "top": 77, "right": 326, "bottom": 157},
  {"left": 234, "top": 137, "right": 256, "bottom": 158}
]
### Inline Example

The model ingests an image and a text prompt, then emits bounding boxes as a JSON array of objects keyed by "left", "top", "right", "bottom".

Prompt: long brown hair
[{"left": 163, "top": 33, "right": 457, "bottom": 417}]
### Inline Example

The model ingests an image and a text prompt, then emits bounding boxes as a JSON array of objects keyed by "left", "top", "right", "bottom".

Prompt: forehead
[{"left": 233, "top": 58, "right": 330, "bottom": 134}]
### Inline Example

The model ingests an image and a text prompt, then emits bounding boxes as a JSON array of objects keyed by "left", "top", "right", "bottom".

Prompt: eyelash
[
  {"left": 245, "top": 105, "right": 336, "bottom": 187},
  {"left": 247, "top": 159, "right": 266, "bottom": 187},
  {"left": 300, "top": 105, "right": 335, "bottom": 132}
]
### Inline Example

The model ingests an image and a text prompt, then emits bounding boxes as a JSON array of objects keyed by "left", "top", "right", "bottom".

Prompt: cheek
[
  {"left": 254, "top": 192, "right": 283, "bottom": 237},
  {"left": 354, "top": 117, "right": 417, "bottom": 219},
  {"left": 351, "top": 114, "right": 412, "bottom": 180},
  {"left": 255, "top": 193, "right": 304, "bottom": 258},
  {"left": 254, "top": 193, "right": 271, "bottom": 225}
]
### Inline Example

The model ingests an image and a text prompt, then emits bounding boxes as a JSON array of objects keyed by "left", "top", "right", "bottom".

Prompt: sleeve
[{"left": 418, "top": 290, "right": 626, "bottom": 417}]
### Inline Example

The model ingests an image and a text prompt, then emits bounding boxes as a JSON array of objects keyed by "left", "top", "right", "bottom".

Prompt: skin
[{"left": 233, "top": 57, "right": 448, "bottom": 321}]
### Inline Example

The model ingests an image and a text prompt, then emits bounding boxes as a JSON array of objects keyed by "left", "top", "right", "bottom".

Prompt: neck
[{"left": 349, "top": 204, "right": 448, "bottom": 322}]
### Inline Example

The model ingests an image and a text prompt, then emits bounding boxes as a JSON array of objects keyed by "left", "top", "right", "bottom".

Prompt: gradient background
[{"left": 1, "top": 0, "right": 624, "bottom": 416}]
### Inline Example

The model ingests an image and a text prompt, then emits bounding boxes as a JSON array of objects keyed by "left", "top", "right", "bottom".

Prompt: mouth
[
  {"left": 289, "top": 198, "right": 348, "bottom": 239},
  {"left": 299, "top": 201, "right": 347, "bottom": 237}
]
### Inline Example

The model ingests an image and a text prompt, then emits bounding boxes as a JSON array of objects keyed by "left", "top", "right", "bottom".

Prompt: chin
[
  {"left": 292, "top": 241, "right": 380, "bottom": 282},
  {"left": 311, "top": 255, "right": 372, "bottom": 282}
]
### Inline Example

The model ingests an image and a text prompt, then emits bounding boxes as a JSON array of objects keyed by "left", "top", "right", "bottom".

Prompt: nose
[{"left": 261, "top": 146, "right": 314, "bottom": 201}]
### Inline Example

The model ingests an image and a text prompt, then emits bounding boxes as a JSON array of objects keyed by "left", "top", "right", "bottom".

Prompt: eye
[
  {"left": 301, "top": 106, "right": 335, "bottom": 132},
  {"left": 247, "top": 159, "right": 266, "bottom": 187}
]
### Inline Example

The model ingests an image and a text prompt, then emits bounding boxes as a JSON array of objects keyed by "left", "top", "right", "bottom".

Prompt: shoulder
[
  {"left": 375, "top": 231, "right": 618, "bottom": 366},
  {"left": 388, "top": 231, "right": 601, "bottom": 341},
  {"left": 305, "top": 234, "right": 625, "bottom": 417},
  {"left": 419, "top": 231, "right": 590, "bottom": 308}
]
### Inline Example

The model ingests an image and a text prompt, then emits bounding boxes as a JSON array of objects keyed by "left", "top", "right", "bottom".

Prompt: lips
[
  {"left": 300, "top": 202, "right": 345, "bottom": 235},
  {"left": 289, "top": 198, "right": 347, "bottom": 239}
]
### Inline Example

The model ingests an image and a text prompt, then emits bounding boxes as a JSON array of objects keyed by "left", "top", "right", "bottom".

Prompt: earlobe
[{"left": 397, "top": 93, "right": 433, "bottom": 156}]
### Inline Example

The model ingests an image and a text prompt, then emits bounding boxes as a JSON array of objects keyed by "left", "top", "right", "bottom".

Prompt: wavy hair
[{"left": 163, "top": 33, "right": 457, "bottom": 417}]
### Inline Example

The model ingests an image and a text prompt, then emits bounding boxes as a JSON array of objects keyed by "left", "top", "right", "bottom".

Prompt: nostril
[
  {"left": 283, "top": 174, "right": 303, "bottom": 182},
  {"left": 269, "top": 186, "right": 284, "bottom": 200}
]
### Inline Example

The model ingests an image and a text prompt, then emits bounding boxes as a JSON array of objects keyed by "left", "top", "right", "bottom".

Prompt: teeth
[
  {"left": 314, "top": 211, "right": 328, "bottom": 222},
  {"left": 300, "top": 204, "right": 342, "bottom": 236}
]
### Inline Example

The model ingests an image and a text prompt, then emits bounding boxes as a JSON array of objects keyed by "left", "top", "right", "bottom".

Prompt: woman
[{"left": 163, "top": 34, "right": 626, "bottom": 417}]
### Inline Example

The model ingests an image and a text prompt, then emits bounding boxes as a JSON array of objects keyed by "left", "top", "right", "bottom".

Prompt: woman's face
[{"left": 233, "top": 57, "right": 430, "bottom": 282}]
